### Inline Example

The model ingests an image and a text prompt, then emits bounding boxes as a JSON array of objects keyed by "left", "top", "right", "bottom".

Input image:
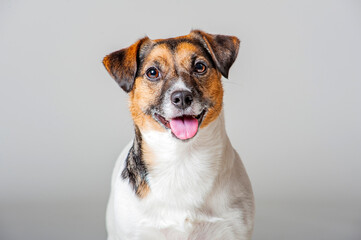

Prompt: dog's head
[{"left": 103, "top": 30, "right": 240, "bottom": 140}]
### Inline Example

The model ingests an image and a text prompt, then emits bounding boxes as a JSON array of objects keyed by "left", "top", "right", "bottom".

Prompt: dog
[{"left": 103, "top": 30, "right": 254, "bottom": 240}]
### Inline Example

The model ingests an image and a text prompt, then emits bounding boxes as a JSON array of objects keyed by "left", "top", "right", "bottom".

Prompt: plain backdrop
[{"left": 1, "top": 0, "right": 360, "bottom": 239}]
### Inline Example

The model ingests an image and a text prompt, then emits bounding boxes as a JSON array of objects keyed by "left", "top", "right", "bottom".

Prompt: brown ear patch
[
  {"left": 191, "top": 30, "right": 240, "bottom": 78},
  {"left": 103, "top": 37, "right": 150, "bottom": 92}
]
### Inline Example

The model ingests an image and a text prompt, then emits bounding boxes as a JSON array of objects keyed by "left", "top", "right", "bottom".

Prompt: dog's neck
[
  {"left": 139, "top": 111, "right": 233, "bottom": 209},
  {"left": 141, "top": 110, "right": 229, "bottom": 165}
]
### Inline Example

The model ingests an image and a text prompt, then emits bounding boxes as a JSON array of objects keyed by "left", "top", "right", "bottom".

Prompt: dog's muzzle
[{"left": 154, "top": 108, "right": 206, "bottom": 141}]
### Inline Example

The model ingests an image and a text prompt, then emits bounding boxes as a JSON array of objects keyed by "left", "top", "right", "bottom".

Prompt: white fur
[{"left": 106, "top": 111, "right": 255, "bottom": 240}]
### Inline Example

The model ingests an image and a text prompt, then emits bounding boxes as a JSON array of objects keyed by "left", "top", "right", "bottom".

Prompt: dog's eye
[
  {"left": 194, "top": 62, "right": 207, "bottom": 74},
  {"left": 146, "top": 67, "right": 160, "bottom": 80}
]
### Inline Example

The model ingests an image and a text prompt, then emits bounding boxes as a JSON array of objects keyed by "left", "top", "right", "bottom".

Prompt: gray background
[{"left": 1, "top": 0, "right": 361, "bottom": 239}]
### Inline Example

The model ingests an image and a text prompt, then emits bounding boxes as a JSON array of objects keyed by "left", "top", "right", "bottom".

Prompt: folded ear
[
  {"left": 103, "top": 37, "right": 149, "bottom": 92},
  {"left": 191, "top": 30, "right": 240, "bottom": 79}
]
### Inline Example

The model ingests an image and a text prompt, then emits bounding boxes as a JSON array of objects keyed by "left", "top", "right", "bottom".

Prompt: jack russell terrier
[{"left": 103, "top": 30, "right": 254, "bottom": 240}]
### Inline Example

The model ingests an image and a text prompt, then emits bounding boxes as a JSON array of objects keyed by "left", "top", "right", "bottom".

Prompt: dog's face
[{"left": 103, "top": 30, "right": 239, "bottom": 140}]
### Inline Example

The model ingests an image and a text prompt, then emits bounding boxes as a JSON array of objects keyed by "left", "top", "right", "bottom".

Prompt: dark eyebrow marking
[
  {"left": 152, "top": 60, "right": 162, "bottom": 70},
  {"left": 190, "top": 53, "right": 198, "bottom": 66}
]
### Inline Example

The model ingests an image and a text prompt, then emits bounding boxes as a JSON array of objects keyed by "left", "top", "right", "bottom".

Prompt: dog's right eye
[
  {"left": 146, "top": 67, "right": 160, "bottom": 81},
  {"left": 194, "top": 62, "right": 207, "bottom": 74}
]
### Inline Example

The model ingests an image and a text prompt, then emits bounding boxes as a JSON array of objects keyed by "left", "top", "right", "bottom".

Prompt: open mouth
[{"left": 154, "top": 109, "right": 206, "bottom": 140}]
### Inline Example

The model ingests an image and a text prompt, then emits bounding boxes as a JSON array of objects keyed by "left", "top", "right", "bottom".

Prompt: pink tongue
[{"left": 170, "top": 116, "right": 199, "bottom": 140}]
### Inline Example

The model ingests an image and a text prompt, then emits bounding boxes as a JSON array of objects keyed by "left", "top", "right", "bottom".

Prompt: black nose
[{"left": 171, "top": 91, "right": 193, "bottom": 109}]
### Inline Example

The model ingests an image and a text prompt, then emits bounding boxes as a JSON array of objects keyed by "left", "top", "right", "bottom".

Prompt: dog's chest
[{"left": 139, "top": 127, "right": 227, "bottom": 227}]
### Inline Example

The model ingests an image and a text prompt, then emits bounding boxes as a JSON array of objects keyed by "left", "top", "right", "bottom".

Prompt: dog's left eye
[
  {"left": 146, "top": 67, "right": 160, "bottom": 80},
  {"left": 194, "top": 62, "right": 207, "bottom": 74}
]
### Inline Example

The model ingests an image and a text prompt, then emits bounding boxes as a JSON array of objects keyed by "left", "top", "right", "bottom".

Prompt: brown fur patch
[
  {"left": 199, "top": 71, "right": 223, "bottom": 128},
  {"left": 128, "top": 44, "right": 175, "bottom": 131},
  {"left": 102, "top": 55, "right": 112, "bottom": 74},
  {"left": 174, "top": 42, "right": 203, "bottom": 69},
  {"left": 136, "top": 180, "right": 150, "bottom": 198}
]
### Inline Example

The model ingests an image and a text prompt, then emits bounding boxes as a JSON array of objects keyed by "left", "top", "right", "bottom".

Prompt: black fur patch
[{"left": 121, "top": 126, "right": 149, "bottom": 197}]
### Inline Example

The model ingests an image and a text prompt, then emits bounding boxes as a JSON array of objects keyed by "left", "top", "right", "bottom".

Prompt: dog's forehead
[{"left": 143, "top": 36, "right": 207, "bottom": 63}]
